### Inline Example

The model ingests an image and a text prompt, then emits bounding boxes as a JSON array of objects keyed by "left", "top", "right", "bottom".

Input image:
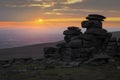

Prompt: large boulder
[
  {"left": 67, "top": 40, "right": 82, "bottom": 48},
  {"left": 86, "top": 14, "right": 106, "bottom": 21},
  {"left": 67, "top": 26, "right": 80, "bottom": 30},
  {"left": 85, "top": 28, "right": 107, "bottom": 39},
  {"left": 81, "top": 20, "right": 102, "bottom": 29},
  {"left": 82, "top": 34, "right": 98, "bottom": 48},
  {"left": 63, "top": 29, "right": 81, "bottom": 35},
  {"left": 105, "top": 37, "right": 118, "bottom": 57},
  {"left": 63, "top": 26, "right": 82, "bottom": 43},
  {"left": 60, "top": 48, "right": 72, "bottom": 62},
  {"left": 63, "top": 26, "right": 82, "bottom": 35},
  {"left": 44, "top": 47, "right": 59, "bottom": 59}
]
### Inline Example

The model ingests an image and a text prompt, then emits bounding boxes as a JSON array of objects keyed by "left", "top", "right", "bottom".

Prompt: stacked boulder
[
  {"left": 44, "top": 14, "right": 119, "bottom": 65},
  {"left": 44, "top": 47, "right": 59, "bottom": 60},
  {"left": 63, "top": 26, "right": 82, "bottom": 43}
]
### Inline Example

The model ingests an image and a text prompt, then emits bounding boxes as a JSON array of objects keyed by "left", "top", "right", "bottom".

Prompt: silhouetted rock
[
  {"left": 67, "top": 39, "right": 82, "bottom": 48},
  {"left": 86, "top": 14, "right": 106, "bottom": 21},
  {"left": 67, "top": 26, "right": 80, "bottom": 30},
  {"left": 44, "top": 14, "right": 119, "bottom": 66},
  {"left": 63, "top": 26, "right": 82, "bottom": 43},
  {"left": 44, "top": 47, "right": 59, "bottom": 60},
  {"left": 105, "top": 37, "right": 118, "bottom": 57}
]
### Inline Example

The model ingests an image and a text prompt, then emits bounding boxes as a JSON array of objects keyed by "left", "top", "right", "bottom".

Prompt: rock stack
[{"left": 44, "top": 14, "right": 120, "bottom": 66}]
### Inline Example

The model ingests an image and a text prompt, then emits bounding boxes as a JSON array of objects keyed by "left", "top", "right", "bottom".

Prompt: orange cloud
[{"left": 106, "top": 17, "right": 120, "bottom": 22}]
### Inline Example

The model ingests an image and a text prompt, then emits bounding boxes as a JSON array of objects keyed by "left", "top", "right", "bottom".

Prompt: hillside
[{"left": 0, "top": 42, "right": 58, "bottom": 60}]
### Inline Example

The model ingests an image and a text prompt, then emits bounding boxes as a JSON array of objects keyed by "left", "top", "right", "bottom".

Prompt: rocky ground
[{"left": 0, "top": 59, "right": 120, "bottom": 80}]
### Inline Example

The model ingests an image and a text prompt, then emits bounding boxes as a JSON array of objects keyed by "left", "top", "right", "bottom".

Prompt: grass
[{"left": 0, "top": 60, "right": 120, "bottom": 80}]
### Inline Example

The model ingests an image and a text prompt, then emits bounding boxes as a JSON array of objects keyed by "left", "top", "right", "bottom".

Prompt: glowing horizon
[{"left": 0, "top": 17, "right": 120, "bottom": 28}]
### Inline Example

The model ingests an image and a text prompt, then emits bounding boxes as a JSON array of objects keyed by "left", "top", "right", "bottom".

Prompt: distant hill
[{"left": 0, "top": 42, "right": 59, "bottom": 60}]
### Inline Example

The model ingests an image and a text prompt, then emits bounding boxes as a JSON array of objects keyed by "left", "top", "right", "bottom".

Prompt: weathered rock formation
[{"left": 44, "top": 14, "right": 120, "bottom": 66}]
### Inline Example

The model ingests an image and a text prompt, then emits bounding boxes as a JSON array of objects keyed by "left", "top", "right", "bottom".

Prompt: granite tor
[{"left": 44, "top": 14, "right": 120, "bottom": 66}]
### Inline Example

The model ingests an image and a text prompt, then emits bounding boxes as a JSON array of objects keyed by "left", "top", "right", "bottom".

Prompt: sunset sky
[{"left": 0, "top": 0, "right": 120, "bottom": 28}]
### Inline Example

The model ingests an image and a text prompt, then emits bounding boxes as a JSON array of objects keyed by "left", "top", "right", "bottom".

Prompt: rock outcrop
[{"left": 44, "top": 14, "right": 120, "bottom": 66}]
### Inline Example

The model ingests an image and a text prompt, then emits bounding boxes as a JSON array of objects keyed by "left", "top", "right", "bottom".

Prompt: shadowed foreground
[{"left": 0, "top": 60, "right": 120, "bottom": 80}]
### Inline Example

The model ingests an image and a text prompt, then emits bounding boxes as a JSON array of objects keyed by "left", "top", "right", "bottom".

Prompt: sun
[
  {"left": 34, "top": 18, "right": 44, "bottom": 24},
  {"left": 38, "top": 19, "right": 43, "bottom": 23}
]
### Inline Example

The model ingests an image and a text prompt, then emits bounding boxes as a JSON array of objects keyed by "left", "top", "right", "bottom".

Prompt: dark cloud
[{"left": 66, "top": 0, "right": 120, "bottom": 10}]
